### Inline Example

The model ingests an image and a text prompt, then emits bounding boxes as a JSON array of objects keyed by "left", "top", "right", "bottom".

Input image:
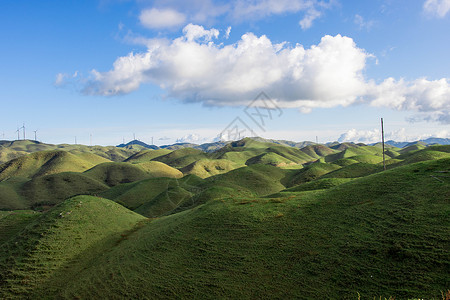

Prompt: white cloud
[
  {"left": 337, "top": 128, "right": 437, "bottom": 143},
  {"left": 139, "top": 8, "right": 186, "bottom": 29},
  {"left": 176, "top": 133, "right": 211, "bottom": 144},
  {"left": 54, "top": 71, "right": 79, "bottom": 87},
  {"left": 69, "top": 23, "right": 450, "bottom": 124},
  {"left": 299, "top": 8, "right": 322, "bottom": 30},
  {"left": 182, "top": 23, "right": 219, "bottom": 41},
  {"left": 368, "top": 77, "right": 450, "bottom": 124},
  {"left": 80, "top": 25, "right": 370, "bottom": 107},
  {"left": 423, "top": 0, "right": 450, "bottom": 18},
  {"left": 142, "top": 0, "right": 332, "bottom": 30},
  {"left": 225, "top": 26, "right": 231, "bottom": 39},
  {"left": 354, "top": 14, "right": 375, "bottom": 31}
]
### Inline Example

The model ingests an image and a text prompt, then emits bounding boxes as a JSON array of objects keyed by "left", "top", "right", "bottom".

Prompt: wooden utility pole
[{"left": 381, "top": 118, "right": 386, "bottom": 171}]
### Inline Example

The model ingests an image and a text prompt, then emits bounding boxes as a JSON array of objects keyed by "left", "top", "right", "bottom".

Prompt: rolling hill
[{"left": 0, "top": 159, "right": 446, "bottom": 298}]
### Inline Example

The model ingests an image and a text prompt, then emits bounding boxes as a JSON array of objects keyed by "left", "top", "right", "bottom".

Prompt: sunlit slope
[
  {"left": 153, "top": 148, "right": 208, "bottom": 169},
  {"left": 180, "top": 158, "right": 241, "bottom": 178},
  {"left": 83, "top": 162, "right": 151, "bottom": 186},
  {"left": 124, "top": 149, "right": 172, "bottom": 163},
  {"left": 21, "top": 172, "right": 109, "bottom": 208},
  {"left": 0, "top": 196, "right": 146, "bottom": 299},
  {"left": 0, "top": 140, "right": 140, "bottom": 164},
  {"left": 0, "top": 150, "right": 102, "bottom": 181},
  {"left": 33, "top": 158, "right": 450, "bottom": 299}
]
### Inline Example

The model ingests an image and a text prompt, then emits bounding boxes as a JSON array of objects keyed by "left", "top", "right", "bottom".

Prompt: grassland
[{"left": 0, "top": 140, "right": 448, "bottom": 298}]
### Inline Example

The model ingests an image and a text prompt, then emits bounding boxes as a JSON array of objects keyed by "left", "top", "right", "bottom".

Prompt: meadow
[{"left": 0, "top": 138, "right": 448, "bottom": 299}]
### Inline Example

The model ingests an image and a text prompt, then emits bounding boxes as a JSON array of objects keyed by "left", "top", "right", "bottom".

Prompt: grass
[
  {"left": 290, "top": 162, "right": 341, "bottom": 186},
  {"left": 0, "top": 177, "right": 28, "bottom": 210},
  {"left": 280, "top": 177, "right": 354, "bottom": 193},
  {"left": 134, "top": 161, "right": 183, "bottom": 178},
  {"left": 83, "top": 162, "right": 150, "bottom": 187},
  {"left": 0, "top": 195, "right": 146, "bottom": 299},
  {"left": 21, "top": 172, "right": 110, "bottom": 208},
  {"left": 180, "top": 158, "right": 241, "bottom": 178},
  {"left": 0, "top": 141, "right": 449, "bottom": 298},
  {"left": 0, "top": 150, "right": 100, "bottom": 180},
  {"left": 11, "top": 158, "right": 446, "bottom": 299},
  {"left": 124, "top": 149, "right": 173, "bottom": 163}
]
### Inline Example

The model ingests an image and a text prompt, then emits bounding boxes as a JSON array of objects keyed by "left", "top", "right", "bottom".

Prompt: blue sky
[{"left": 0, "top": 0, "right": 449, "bottom": 146}]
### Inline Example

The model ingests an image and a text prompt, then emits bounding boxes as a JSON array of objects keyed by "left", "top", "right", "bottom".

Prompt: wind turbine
[
  {"left": 33, "top": 130, "right": 38, "bottom": 141},
  {"left": 21, "top": 123, "right": 26, "bottom": 140},
  {"left": 16, "top": 127, "right": 20, "bottom": 140}
]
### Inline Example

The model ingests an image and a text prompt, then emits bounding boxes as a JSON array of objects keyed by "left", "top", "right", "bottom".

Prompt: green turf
[
  {"left": 0, "top": 195, "right": 146, "bottom": 299},
  {"left": 14, "top": 158, "right": 446, "bottom": 299},
  {"left": 21, "top": 172, "right": 110, "bottom": 209},
  {"left": 124, "top": 149, "right": 173, "bottom": 163},
  {"left": 83, "top": 162, "right": 151, "bottom": 186},
  {"left": 180, "top": 158, "right": 241, "bottom": 178},
  {"left": 134, "top": 161, "right": 183, "bottom": 178},
  {"left": 280, "top": 177, "right": 354, "bottom": 193},
  {"left": 0, "top": 141, "right": 449, "bottom": 298},
  {"left": 290, "top": 162, "right": 341, "bottom": 186}
]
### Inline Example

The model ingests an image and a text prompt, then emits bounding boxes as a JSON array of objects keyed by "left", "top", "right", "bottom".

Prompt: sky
[{"left": 0, "top": 0, "right": 449, "bottom": 146}]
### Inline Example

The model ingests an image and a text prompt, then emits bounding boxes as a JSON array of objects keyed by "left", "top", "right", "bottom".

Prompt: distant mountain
[
  {"left": 383, "top": 138, "right": 450, "bottom": 148},
  {"left": 421, "top": 137, "right": 450, "bottom": 145},
  {"left": 249, "top": 137, "right": 315, "bottom": 148},
  {"left": 116, "top": 140, "right": 159, "bottom": 150},
  {"left": 117, "top": 137, "right": 450, "bottom": 152}
]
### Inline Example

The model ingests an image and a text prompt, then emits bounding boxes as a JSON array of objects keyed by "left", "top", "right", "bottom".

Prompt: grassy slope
[
  {"left": 30, "top": 158, "right": 450, "bottom": 299},
  {"left": 180, "top": 159, "right": 241, "bottom": 178},
  {"left": 0, "top": 177, "right": 29, "bottom": 210},
  {"left": 153, "top": 148, "right": 208, "bottom": 169},
  {"left": 21, "top": 172, "right": 110, "bottom": 208},
  {"left": 0, "top": 150, "right": 101, "bottom": 181},
  {"left": 0, "top": 196, "right": 146, "bottom": 299},
  {"left": 134, "top": 161, "right": 183, "bottom": 178},
  {"left": 0, "top": 141, "right": 139, "bottom": 164},
  {"left": 124, "top": 149, "right": 173, "bottom": 163},
  {"left": 83, "top": 162, "right": 150, "bottom": 187},
  {"left": 290, "top": 162, "right": 341, "bottom": 186}
]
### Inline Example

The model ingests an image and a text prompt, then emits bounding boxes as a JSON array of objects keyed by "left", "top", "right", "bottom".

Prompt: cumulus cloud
[
  {"left": 67, "top": 23, "right": 450, "bottom": 124},
  {"left": 368, "top": 77, "right": 450, "bottom": 124},
  {"left": 337, "top": 128, "right": 437, "bottom": 143},
  {"left": 141, "top": 0, "right": 332, "bottom": 30},
  {"left": 176, "top": 133, "right": 210, "bottom": 144},
  {"left": 139, "top": 8, "right": 186, "bottom": 29},
  {"left": 423, "top": 0, "right": 450, "bottom": 18},
  {"left": 80, "top": 25, "right": 370, "bottom": 107}
]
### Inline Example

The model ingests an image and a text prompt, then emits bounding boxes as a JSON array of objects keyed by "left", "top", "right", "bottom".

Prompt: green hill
[
  {"left": 322, "top": 162, "right": 383, "bottom": 178},
  {"left": 180, "top": 159, "right": 240, "bottom": 178},
  {"left": 0, "top": 177, "right": 28, "bottom": 210},
  {"left": 281, "top": 178, "right": 354, "bottom": 193},
  {"left": 83, "top": 162, "right": 150, "bottom": 187},
  {"left": 135, "top": 161, "right": 183, "bottom": 178},
  {"left": 204, "top": 164, "right": 291, "bottom": 196},
  {"left": 154, "top": 148, "right": 208, "bottom": 169},
  {"left": 124, "top": 149, "right": 173, "bottom": 163},
  {"left": 290, "top": 162, "right": 341, "bottom": 186},
  {"left": 21, "top": 172, "right": 109, "bottom": 208},
  {"left": 16, "top": 158, "right": 447, "bottom": 299},
  {"left": 0, "top": 195, "right": 146, "bottom": 299},
  {"left": 300, "top": 144, "right": 336, "bottom": 158},
  {"left": 0, "top": 150, "right": 100, "bottom": 181}
]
